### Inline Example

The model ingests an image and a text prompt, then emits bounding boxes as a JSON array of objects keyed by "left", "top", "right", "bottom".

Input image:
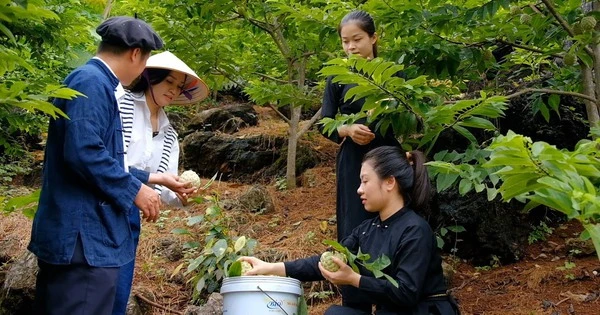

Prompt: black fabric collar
[{"left": 378, "top": 206, "right": 412, "bottom": 225}]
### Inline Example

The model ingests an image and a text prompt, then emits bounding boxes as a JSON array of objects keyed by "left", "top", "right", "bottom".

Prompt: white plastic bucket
[{"left": 221, "top": 276, "right": 302, "bottom": 315}]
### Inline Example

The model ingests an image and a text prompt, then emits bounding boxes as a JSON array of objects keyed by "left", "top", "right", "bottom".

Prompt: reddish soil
[{"left": 1, "top": 105, "right": 598, "bottom": 314}]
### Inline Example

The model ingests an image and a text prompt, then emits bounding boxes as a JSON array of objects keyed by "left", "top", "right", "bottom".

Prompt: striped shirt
[{"left": 119, "top": 91, "right": 182, "bottom": 206}]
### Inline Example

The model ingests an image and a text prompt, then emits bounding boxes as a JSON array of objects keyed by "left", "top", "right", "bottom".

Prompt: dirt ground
[{"left": 1, "top": 105, "right": 599, "bottom": 315}]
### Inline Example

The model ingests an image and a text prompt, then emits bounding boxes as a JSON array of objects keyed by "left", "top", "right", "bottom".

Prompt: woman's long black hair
[
  {"left": 130, "top": 68, "right": 171, "bottom": 93},
  {"left": 338, "top": 10, "right": 378, "bottom": 58},
  {"left": 363, "top": 146, "right": 432, "bottom": 217}
]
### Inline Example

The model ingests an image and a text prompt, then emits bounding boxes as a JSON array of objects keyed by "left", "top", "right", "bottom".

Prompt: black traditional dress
[
  {"left": 284, "top": 208, "right": 459, "bottom": 315},
  {"left": 320, "top": 76, "right": 400, "bottom": 241}
]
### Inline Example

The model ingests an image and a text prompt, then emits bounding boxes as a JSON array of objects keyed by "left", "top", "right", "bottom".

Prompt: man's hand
[{"left": 134, "top": 184, "right": 161, "bottom": 222}]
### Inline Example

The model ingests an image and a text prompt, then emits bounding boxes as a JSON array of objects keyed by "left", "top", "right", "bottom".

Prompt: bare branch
[
  {"left": 422, "top": 26, "right": 486, "bottom": 48},
  {"left": 298, "top": 108, "right": 322, "bottom": 137},
  {"left": 496, "top": 39, "right": 562, "bottom": 58},
  {"left": 133, "top": 292, "right": 183, "bottom": 315},
  {"left": 267, "top": 103, "right": 291, "bottom": 124},
  {"left": 506, "top": 88, "right": 597, "bottom": 103},
  {"left": 212, "top": 67, "right": 244, "bottom": 86},
  {"left": 253, "top": 72, "right": 295, "bottom": 84},
  {"left": 102, "top": 0, "right": 113, "bottom": 19}
]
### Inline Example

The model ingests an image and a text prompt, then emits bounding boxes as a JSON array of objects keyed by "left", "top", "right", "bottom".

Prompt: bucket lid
[{"left": 220, "top": 276, "right": 302, "bottom": 296}]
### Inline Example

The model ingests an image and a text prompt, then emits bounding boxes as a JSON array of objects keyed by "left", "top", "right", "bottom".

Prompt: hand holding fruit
[
  {"left": 180, "top": 170, "right": 202, "bottom": 189},
  {"left": 318, "top": 251, "right": 360, "bottom": 287}
]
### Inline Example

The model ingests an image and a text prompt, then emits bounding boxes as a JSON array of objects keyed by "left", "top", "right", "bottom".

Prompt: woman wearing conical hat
[{"left": 113, "top": 51, "right": 209, "bottom": 315}]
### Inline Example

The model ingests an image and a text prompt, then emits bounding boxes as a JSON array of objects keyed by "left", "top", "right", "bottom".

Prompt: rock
[
  {"left": 165, "top": 110, "right": 191, "bottom": 136},
  {"left": 441, "top": 261, "right": 456, "bottom": 285},
  {"left": 164, "top": 243, "right": 184, "bottom": 262},
  {"left": 0, "top": 251, "right": 37, "bottom": 315},
  {"left": 186, "top": 104, "right": 258, "bottom": 134},
  {"left": 184, "top": 293, "right": 223, "bottom": 315},
  {"left": 299, "top": 168, "right": 318, "bottom": 187},
  {"left": 237, "top": 185, "right": 275, "bottom": 213},
  {"left": 265, "top": 144, "right": 321, "bottom": 181},
  {"left": 565, "top": 238, "right": 596, "bottom": 256},
  {"left": 181, "top": 131, "right": 284, "bottom": 181},
  {"left": 132, "top": 287, "right": 155, "bottom": 315},
  {"left": 435, "top": 188, "right": 530, "bottom": 265},
  {"left": 125, "top": 293, "right": 143, "bottom": 315},
  {"left": 157, "top": 237, "right": 184, "bottom": 262}
]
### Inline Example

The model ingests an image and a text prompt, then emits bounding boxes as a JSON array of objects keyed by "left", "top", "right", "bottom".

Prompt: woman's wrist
[
  {"left": 148, "top": 173, "right": 164, "bottom": 185},
  {"left": 337, "top": 125, "right": 350, "bottom": 138}
]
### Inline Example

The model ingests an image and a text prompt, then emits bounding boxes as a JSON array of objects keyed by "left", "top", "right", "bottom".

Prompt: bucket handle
[{"left": 257, "top": 285, "right": 290, "bottom": 315}]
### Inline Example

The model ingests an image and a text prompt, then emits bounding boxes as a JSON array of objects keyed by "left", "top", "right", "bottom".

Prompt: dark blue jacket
[{"left": 28, "top": 59, "right": 149, "bottom": 267}]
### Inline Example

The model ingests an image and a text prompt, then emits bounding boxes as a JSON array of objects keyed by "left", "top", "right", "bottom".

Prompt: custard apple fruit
[
  {"left": 581, "top": 16, "right": 597, "bottom": 31},
  {"left": 509, "top": 6, "right": 521, "bottom": 15},
  {"left": 180, "top": 170, "right": 201, "bottom": 189},
  {"left": 320, "top": 251, "right": 348, "bottom": 272},
  {"left": 519, "top": 14, "right": 532, "bottom": 25},
  {"left": 564, "top": 53, "right": 577, "bottom": 66},
  {"left": 241, "top": 261, "right": 253, "bottom": 275}
]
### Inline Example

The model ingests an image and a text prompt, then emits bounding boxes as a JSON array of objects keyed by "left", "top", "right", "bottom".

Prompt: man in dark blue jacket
[{"left": 28, "top": 16, "right": 164, "bottom": 315}]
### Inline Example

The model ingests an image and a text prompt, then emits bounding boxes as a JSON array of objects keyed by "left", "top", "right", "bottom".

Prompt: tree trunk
[
  {"left": 581, "top": 65, "right": 600, "bottom": 128},
  {"left": 102, "top": 0, "right": 114, "bottom": 19},
  {"left": 592, "top": 2, "right": 600, "bottom": 128},
  {"left": 285, "top": 56, "right": 308, "bottom": 189},
  {"left": 286, "top": 106, "right": 301, "bottom": 189}
]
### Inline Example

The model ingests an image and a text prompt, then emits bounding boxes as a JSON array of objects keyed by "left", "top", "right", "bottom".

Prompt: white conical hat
[{"left": 145, "top": 51, "right": 209, "bottom": 105}]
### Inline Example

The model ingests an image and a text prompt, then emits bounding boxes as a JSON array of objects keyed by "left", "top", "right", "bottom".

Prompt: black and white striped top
[{"left": 119, "top": 91, "right": 181, "bottom": 206}]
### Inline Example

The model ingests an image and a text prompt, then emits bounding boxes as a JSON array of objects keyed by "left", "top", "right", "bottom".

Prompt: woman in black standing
[{"left": 321, "top": 10, "right": 400, "bottom": 241}]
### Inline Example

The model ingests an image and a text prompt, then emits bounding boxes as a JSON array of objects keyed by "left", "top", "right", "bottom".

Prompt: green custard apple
[{"left": 320, "top": 251, "right": 348, "bottom": 272}]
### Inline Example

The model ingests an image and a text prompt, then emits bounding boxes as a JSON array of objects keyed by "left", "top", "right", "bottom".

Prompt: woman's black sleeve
[{"left": 318, "top": 76, "right": 343, "bottom": 144}]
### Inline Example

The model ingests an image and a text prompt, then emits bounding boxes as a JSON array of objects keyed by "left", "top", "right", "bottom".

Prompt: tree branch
[
  {"left": 506, "top": 88, "right": 597, "bottom": 103},
  {"left": 253, "top": 72, "right": 295, "bottom": 84},
  {"left": 496, "top": 39, "right": 562, "bottom": 58},
  {"left": 247, "top": 17, "right": 273, "bottom": 34},
  {"left": 298, "top": 107, "right": 322, "bottom": 137},
  {"left": 267, "top": 103, "right": 291, "bottom": 124},
  {"left": 134, "top": 292, "right": 183, "bottom": 315},
  {"left": 541, "top": 0, "right": 594, "bottom": 57},
  {"left": 421, "top": 26, "right": 486, "bottom": 48}
]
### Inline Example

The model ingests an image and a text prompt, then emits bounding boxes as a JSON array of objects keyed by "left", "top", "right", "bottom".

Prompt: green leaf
[
  {"left": 436, "top": 235, "right": 445, "bottom": 249},
  {"left": 171, "top": 228, "right": 191, "bottom": 235},
  {"left": 0, "top": 23, "right": 16, "bottom": 44},
  {"left": 234, "top": 236, "right": 247, "bottom": 253},
  {"left": 458, "top": 179, "right": 473, "bottom": 195},
  {"left": 297, "top": 295, "right": 308, "bottom": 315},
  {"left": 582, "top": 224, "right": 600, "bottom": 260},
  {"left": 187, "top": 215, "right": 204, "bottom": 226},
  {"left": 228, "top": 260, "right": 242, "bottom": 277},
  {"left": 3, "top": 189, "right": 40, "bottom": 215},
  {"left": 447, "top": 225, "right": 466, "bottom": 233},
  {"left": 382, "top": 274, "right": 399, "bottom": 288},
  {"left": 547, "top": 94, "right": 560, "bottom": 113},
  {"left": 452, "top": 125, "right": 477, "bottom": 144}
]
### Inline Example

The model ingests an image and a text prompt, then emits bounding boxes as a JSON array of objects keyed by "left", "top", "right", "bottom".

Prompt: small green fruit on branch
[
  {"left": 581, "top": 16, "right": 597, "bottom": 31},
  {"left": 520, "top": 14, "right": 532, "bottom": 25},
  {"left": 563, "top": 53, "right": 577, "bottom": 66}
]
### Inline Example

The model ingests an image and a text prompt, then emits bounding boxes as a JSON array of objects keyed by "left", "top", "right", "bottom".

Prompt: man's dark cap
[{"left": 96, "top": 16, "right": 164, "bottom": 50}]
